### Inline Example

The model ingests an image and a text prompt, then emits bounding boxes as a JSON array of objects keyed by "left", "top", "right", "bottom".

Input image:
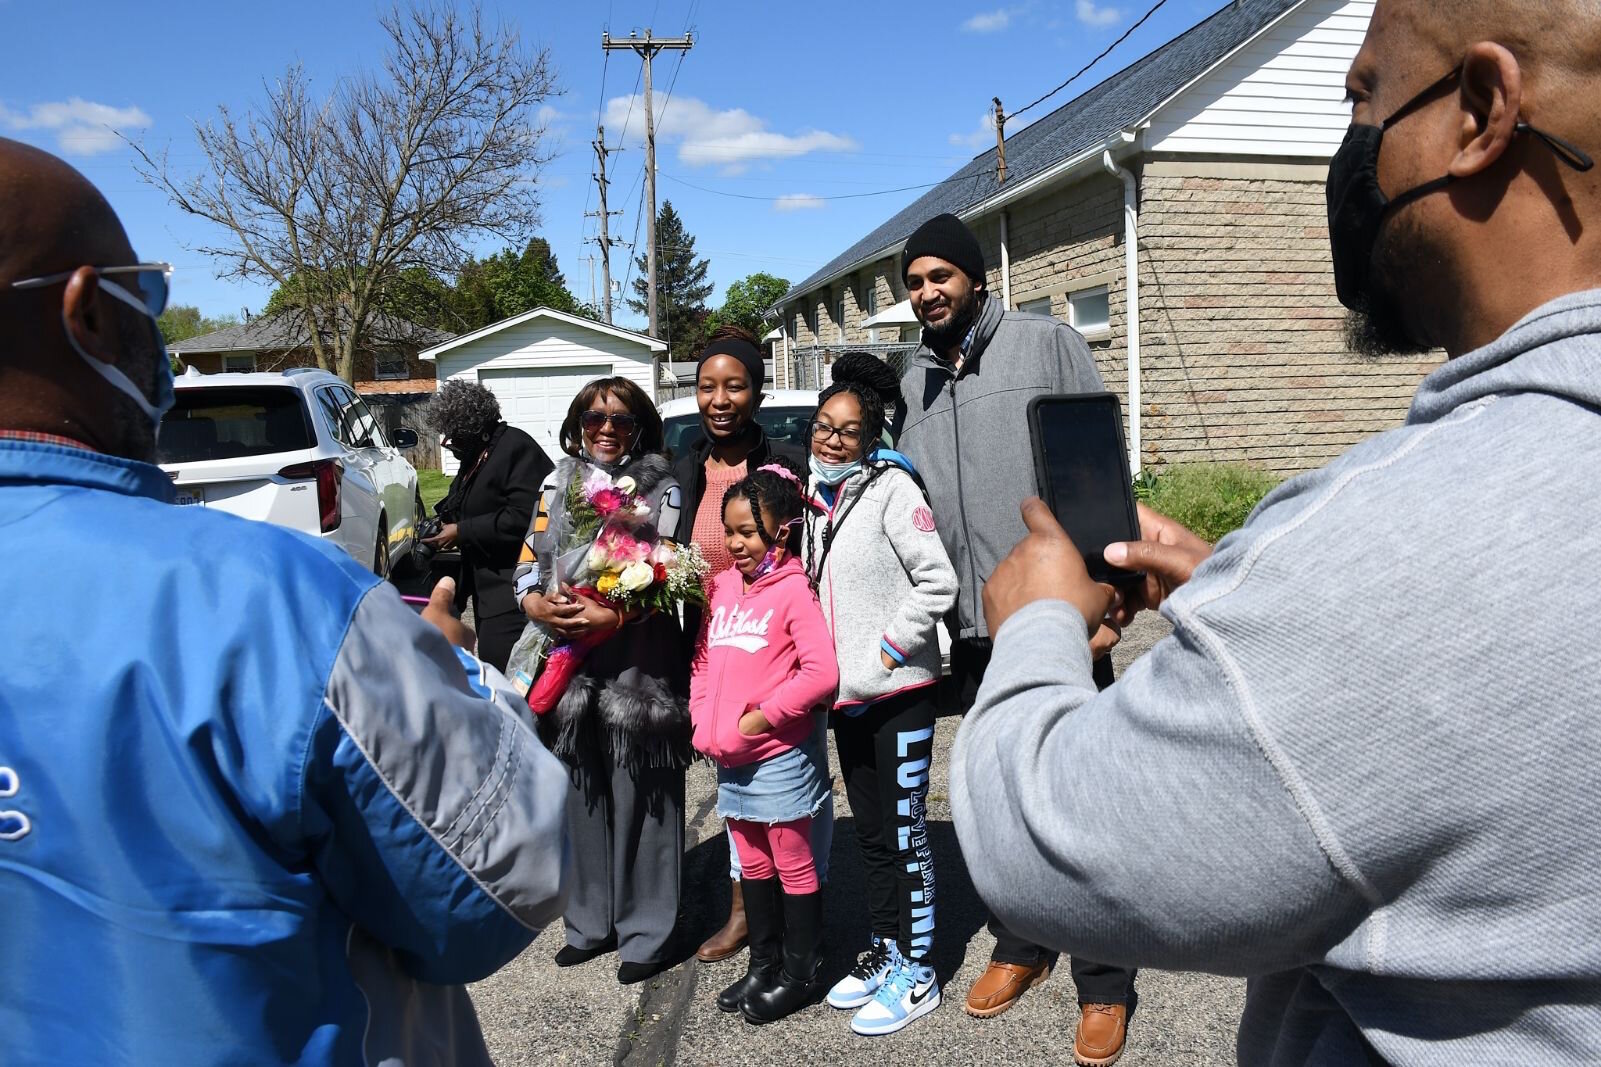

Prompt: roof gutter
[{"left": 1101, "top": 131, "right": 1142, "bottom": 475}]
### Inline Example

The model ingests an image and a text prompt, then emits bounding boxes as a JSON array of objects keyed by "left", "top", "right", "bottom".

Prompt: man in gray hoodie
[
  {"left": 895, "top": 213, "right": 1137, "bottom": 1064},
  {"left": 953, "top": 1, "right": 1601, "bottom": 1062}
]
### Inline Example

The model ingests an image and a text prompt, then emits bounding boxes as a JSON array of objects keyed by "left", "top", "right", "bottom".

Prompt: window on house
[
  {"left": 374, "top": 355, "right": 409, "bottom": 380},
  {"left": 835, "top": 291, "right": 846, "bottom": 343},
  {"left": 1018, "top": 296, "right": 1052, "bottom": 317},
  {"left": 1068, "top": 287, "right": 1111, "bottom": 335},
  {"left": 223, "top": 353, "right": 257, "bottom": 373},
  {"left": 862, "top": 283, "right": 878, "bottom": 343}
]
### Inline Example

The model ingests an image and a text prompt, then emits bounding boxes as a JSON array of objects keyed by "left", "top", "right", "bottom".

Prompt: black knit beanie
[
  {"left": 901, "top": 213, "right": 985, "bottom": 285},
  {"left": 696, "top": 337, "right": 765, "bottom": 391}
]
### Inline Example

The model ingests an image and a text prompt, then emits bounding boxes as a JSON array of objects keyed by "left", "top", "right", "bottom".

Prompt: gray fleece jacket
[
  {"left": 896, "top": 292, "right": 1105, "bottom": 640},
  {"left": 951, "top": 289, "right": 1601, "bottom": 1065},
  {"left": 804, "top": 455, "right": 958, "bottom": 707}
]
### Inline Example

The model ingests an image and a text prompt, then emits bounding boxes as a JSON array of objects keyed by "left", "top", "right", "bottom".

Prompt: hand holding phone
[{"left": 1027, "top": 393, "right": 1144, "bottom": 587}]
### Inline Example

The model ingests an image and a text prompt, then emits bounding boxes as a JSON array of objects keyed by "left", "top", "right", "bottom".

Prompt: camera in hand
[{"left": 413, "top": 516, "right": 447, "bottom": 568}]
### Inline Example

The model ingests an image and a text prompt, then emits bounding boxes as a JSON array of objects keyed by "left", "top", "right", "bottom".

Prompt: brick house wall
[
  {"left": 1136, "top": 160, "right": 1440, "bottom": 473},
  {"left": 175, "top": 346, "right": 437, "bottom": 396}
]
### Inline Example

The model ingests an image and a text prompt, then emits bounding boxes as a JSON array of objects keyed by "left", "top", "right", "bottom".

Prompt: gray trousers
[{"left": 562, "top": 746, "right": 686, "bottom": 966}]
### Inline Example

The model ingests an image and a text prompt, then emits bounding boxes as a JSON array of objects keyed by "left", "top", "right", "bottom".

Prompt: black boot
[
  {"left": 716, "top": 878, "right": 780, "bottom": 1013},
  {"left": 742, "top": 889, "right": 822, "bottom": 1024}
]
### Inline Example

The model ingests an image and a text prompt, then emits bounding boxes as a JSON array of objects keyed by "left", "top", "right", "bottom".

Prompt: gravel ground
[{"left": 467, "top": 610, "right": 1249, "bottom": 1066}]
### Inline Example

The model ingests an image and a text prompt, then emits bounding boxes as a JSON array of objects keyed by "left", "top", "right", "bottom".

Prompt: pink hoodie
[{"left": 689, "top": 556, "right": 840, "bottom": 768}]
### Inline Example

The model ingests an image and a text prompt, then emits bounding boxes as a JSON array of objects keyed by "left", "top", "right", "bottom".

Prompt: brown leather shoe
[
  {"left": 1074, "top": 1002, "right": 1129, "bottom": 1066},
  {"left": 962, "top": 959, "right": 1052, "bottom": 1018},
  {"left": 695, "top": 879, "right": 748, "bottom": 962}
]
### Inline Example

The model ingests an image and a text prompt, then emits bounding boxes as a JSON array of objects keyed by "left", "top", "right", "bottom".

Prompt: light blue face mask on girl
[{"left": 809, "top": 454, "right": 862, "bottom": 486}]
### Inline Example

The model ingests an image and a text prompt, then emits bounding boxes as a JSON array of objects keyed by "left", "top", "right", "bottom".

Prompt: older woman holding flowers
[{"left": 512, "top": 376, "right": 691, "bottom": 985}]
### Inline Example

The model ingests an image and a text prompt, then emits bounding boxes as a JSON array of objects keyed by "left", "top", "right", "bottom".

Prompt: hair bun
[{"left": 831, "top": 352, "right": 901, "bottom": 405}]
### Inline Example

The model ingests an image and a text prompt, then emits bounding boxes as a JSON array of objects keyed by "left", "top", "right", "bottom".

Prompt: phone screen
[{"left": 1030, "top": 394, "right": 1142, "bottom": 585}]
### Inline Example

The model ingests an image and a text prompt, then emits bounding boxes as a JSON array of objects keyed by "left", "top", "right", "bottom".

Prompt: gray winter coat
[
  {"left": 896, "top": 293, "right": 1104, "bottom": 639},
  {"left": 804, "top": 456, "right": 957, "bottom": 707},
  {"left": 952, "top": 289, "right": 1601, "bottom": 1064}
]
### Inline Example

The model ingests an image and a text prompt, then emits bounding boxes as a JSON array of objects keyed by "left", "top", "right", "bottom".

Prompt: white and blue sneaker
[
  {"left": 850, "top": 958, "right": 940, "bottom": 1036},
  {"left": 827, "top": 937, "right": 898, "bottom": 1010}
]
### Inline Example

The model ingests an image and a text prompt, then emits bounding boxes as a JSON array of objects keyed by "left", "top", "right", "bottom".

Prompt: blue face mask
[
  {"left": 64, "top": 277, "right": 175, "bottom": 437},
  {"left": 809, "top": 454, "right": 862, "bottom": 486}
]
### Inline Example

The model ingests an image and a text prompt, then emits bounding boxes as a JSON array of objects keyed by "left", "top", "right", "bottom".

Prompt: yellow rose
[
  {"left": 618, "top": 560, "right": 655, "bottom": 593},
  {"left": 596, "top": 573, "right": 620, "bottom": 596}
]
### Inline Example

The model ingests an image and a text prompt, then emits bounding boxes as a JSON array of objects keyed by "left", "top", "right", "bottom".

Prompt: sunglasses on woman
[{"left": 580, "top": 411, "right": 639, "bottom": 435}]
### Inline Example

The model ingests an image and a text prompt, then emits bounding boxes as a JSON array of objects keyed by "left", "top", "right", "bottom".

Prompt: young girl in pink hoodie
[{"left": 690, "top": 459, "right": 839, "bottom": 1025}]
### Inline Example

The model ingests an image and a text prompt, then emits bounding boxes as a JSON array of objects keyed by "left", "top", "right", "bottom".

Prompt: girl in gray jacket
[{"left": 803, "top": 353, "right": 958, "bottom": 1037}]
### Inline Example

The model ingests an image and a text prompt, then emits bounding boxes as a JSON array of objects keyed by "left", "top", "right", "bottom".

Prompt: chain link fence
[{"left": 786, "top": 343, "right": 919, "bottom": 391}]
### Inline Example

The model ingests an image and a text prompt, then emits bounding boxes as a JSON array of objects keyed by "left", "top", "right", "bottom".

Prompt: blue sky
[{"left": 2, "top": 0, "right": 1230, "bottom": 332}]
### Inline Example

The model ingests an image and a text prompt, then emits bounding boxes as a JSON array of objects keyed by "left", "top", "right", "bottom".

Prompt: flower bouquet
[{"left": 510, "top": 466, "right": 708, "bottom": 715}]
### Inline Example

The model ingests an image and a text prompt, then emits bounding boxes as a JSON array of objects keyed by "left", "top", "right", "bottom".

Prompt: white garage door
[{"left": 477, "top": 364, "right": 611, "bottom": 464}]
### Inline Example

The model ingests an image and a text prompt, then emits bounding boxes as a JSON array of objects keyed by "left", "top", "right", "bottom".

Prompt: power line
[
  {"left": 1009, "top": 0, "right": 1172, "bottom": 121},
  {"left": 661, "top": 171, "right": 955, "bottom": 203}
]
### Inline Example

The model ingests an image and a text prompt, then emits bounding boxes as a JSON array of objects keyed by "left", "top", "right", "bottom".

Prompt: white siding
[
  {"left": 1146, "top": 0, "right": 1373, "bottom": 158},
  {"left": 433, "top": 317, "right": 657, "bottom": 473}
]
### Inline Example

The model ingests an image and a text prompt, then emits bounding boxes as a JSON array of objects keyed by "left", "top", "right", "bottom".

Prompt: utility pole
[
  {"left": 603, "top": 28, "right": 694, "bottom": 345},
  {"left": 994, "top": 97, "right": 1008, "bottom": 184},
  {"left": 585, "top": 124, "right": 624, "bottom": 323}
]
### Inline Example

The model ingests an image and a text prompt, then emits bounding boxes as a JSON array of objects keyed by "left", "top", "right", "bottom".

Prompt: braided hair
[
  {"left": 815, "top": 351, "right": 902, "bottom": 449},
  {"left": 804, "top": 353, "right": 902, "bottom": 590},
  {"left": 722, "top": 456, "right": 805, "bottom": 554}
]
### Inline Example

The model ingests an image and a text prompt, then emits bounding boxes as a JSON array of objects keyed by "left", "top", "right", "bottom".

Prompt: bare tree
[{"left": 133, "top": 3, "right": 558, "bottom": 381}]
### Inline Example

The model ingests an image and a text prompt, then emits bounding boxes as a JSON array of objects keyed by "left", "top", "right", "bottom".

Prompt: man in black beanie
[{"left": 894, "top": 212, "right": 1138, "bottom": 1065}]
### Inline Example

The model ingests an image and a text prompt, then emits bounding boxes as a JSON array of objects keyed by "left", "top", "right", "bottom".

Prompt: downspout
[
  {"left": 999, "top": 209, "right": 1012, "bottom": 309},
  {"left": 1101, "top": 147, "right": 1141, "bottom": 475}
]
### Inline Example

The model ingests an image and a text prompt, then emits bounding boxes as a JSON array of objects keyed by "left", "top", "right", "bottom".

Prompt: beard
[
  {"left": 1343, "top": 213, "right": 1436, "bottom": 360},
  {"left": 921, "top": 286, "right": 982, "bottom": 350}
]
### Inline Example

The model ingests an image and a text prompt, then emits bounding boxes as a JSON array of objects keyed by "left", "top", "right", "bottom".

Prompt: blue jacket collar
[{"left": 0, "top": 437, "right": 175, "bottom": 503}]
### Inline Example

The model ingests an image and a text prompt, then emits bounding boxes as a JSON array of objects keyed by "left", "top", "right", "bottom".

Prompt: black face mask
[
  {"left": 446, "top": 435, "right": 488, "bottom": 463},
  {"left": 1326, "top": 64, "right": 1593, "bottom": 312}
]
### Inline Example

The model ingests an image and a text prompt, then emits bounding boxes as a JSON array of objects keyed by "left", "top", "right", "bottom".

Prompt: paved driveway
[{"left": 468, "top": 612, "right": 1248, "bottom": 1065}]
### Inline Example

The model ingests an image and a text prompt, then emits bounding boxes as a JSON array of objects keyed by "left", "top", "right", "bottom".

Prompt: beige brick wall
[{"left": 1137, "top": 162, "right": 1441, "bottom": 474}]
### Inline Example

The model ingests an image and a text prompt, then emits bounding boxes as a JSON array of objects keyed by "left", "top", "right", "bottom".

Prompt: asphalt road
[{"left": 465, "top": 611, "right": 1249, "bottom": 1067}]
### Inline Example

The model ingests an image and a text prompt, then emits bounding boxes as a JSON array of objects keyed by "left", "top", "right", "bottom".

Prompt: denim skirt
[{"left": 717, "top": 735, "right": 830, "bottom": 824}]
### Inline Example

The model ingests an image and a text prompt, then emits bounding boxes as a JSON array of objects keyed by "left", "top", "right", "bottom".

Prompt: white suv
[{"left": 158, "top": 368, "right": 421, "bottom": 577}]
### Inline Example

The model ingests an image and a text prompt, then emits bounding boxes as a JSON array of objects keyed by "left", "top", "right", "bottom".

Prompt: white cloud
[
  {"left": 0, "top": 97, "right": 151, "bottom": 155},
  {"left": 773, "top": 194, "right": 824, "bottom": 212},
  {"left": 949, "top": 107, "right": 1035, "bottom": 151},
  {"left": 1076, "top": 0, "right": 1122, "bottom": 28},
  {"left": 601, "top": 94, "right": 855, "bottom": 171},
  {"left": 962, "top": 8, "right": 1012, "bottom": 32}
]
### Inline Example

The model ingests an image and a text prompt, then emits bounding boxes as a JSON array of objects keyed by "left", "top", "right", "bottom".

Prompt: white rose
[
  {"left": 613, "top": 476, "right": 637, "bottom": 494},
  {"left": 587, "top": 545, "right": 609, "bottom": 572},
  {"left": 617, "top": 560, "right": 655, "bottom": 593}
]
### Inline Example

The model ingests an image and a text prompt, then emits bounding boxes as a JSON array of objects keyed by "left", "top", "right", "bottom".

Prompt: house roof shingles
[
  {"left": 775, "top": 0, "right": 1302, "bottom": 310},
  {"left": 169, "top": 313, "right": 451, "bottom": 354}
]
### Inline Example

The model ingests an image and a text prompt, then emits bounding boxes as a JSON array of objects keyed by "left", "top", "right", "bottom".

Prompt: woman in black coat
[{"left": 421, "top": 380, "right": 553, "bottom": 671}]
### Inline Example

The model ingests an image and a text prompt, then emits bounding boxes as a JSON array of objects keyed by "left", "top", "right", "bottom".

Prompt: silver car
[{"left": 158, "top": 368, "right": 421, "bottom": 577}]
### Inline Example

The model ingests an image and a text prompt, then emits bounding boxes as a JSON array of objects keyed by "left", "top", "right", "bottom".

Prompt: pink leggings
[{"left": 727, "top": 816, "right": 818, "bottom": 894}]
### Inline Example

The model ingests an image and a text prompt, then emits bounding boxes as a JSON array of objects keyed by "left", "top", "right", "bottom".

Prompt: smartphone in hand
[{"left": 1028, "top": 393, "right": 1144, "bottom": 587}]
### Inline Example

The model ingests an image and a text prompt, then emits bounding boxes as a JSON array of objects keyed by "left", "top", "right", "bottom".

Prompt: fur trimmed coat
[{"left": 513, "top": 453, "right": 692, "bottom": 773}]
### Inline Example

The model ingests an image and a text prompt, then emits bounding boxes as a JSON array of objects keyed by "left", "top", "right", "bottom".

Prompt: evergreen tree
[{"left": 627, "top": 200, "right": 712, "bottom": 358}]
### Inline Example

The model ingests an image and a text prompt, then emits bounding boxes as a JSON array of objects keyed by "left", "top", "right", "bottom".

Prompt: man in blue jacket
[{"left": 0, "top": 137, "right": 569, "bottom": 1065}]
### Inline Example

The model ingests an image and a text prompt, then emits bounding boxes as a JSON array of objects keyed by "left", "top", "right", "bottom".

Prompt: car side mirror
[{"left": 392, "top": 428, "right": 419, "bottom": 449}]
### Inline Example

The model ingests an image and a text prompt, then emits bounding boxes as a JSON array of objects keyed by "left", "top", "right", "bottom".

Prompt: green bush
[{"left": 1135, "top": 463, "right": 1281, "bottom": 544}]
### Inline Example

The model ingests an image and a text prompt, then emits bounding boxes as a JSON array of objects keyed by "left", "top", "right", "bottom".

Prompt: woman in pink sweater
[{"left": 690, "top": 459, "right": 839, "bottom": 1025}]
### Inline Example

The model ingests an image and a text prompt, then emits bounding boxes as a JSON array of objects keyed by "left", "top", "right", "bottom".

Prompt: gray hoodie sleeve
[
  {"left": 878, "top": 471, "right": 958, "bottom": 661},
  {"left": 950, "top": 597, "right": 1370, "bottom": 976}
]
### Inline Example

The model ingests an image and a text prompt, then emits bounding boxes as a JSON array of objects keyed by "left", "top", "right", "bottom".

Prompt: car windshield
[
  {"left": 158, "top": 387, "right": 315, "bottom": 463},
  {"left": 662, "top": 406, "right": 816, "bottom": 460}
]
